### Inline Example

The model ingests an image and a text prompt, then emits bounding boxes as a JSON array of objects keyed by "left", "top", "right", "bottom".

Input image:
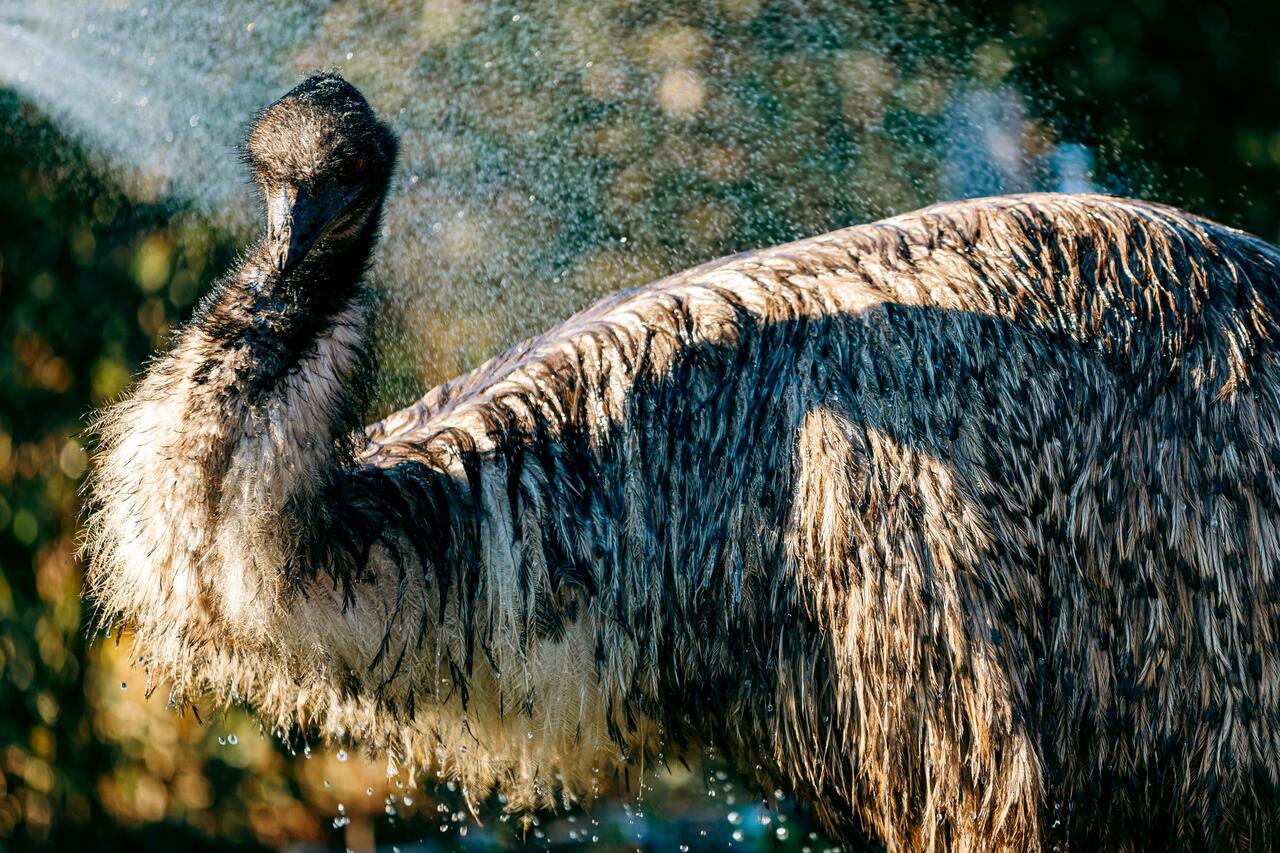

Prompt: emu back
[{"left": 361, "top": 193, "right": 1280, "bottom": 850}]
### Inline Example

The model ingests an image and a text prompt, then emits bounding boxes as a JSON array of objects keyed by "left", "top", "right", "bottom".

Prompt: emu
[{"left": 84, "top": 72, "right": 1280, "bottom": 851}]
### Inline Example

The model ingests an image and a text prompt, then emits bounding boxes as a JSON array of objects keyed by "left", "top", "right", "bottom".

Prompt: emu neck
[
  {"left": 85, "top": 224, "right": 378, "bottom": 662},
  {"left": 199, "top": 230, "right": 375, "bottom": 386}
]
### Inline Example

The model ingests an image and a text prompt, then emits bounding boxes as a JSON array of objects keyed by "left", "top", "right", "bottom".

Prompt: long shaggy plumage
[{"left": 82, "top": 73, "right": 1280, "bottom": 853}]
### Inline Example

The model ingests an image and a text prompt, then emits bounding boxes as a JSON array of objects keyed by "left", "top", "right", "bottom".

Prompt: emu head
[{"left": 244, "top": 71, "right": 398, "bottom": 273}]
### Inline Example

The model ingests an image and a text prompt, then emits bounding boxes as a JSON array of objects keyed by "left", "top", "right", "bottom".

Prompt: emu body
[{"left": 85, "top": 74, "right": 1280, "bottom": 853}]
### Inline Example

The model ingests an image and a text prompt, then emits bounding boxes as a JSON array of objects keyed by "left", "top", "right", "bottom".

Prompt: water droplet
[
  {"left": 120, "top": 682, "right": 127, "bottom": 689},
  {"left": 403, "top": 795, "right": 413, "bottom": 806},
  {"left": 776, "top": 826, "right": 790, "bottom": 840},
  {"left": 323, "top": 779, "right": 331, "bottom": 788},
  {"left": 227, "top": 734, "right": 238, "bottom": 745},
  {"left": 366, "top": 787, "right": 374, "bottom": 796},
  {"left": 727, "top": 811, "right": 742, "bottom": 825},
  {"left": 732, "top": 829, "right": 745, "bottom": 842},
  {"left": 189, "top": 115, "right": 199, "bottom": 128},
  {"left": 337, "top": 749, "right": 348, "bottom": 762}
]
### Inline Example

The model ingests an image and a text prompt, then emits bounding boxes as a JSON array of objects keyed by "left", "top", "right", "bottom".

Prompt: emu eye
[{"left": 341, "top": 157, "right": 367, "bottom": 181}]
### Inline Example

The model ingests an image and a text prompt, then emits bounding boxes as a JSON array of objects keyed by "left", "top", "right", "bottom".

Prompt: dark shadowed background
[{"left": 1, "top": 0, "right": 1278, "bottom": 849}]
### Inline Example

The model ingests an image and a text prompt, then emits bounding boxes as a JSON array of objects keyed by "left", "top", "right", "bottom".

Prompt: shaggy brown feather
[{"left": 85, "top": 141, "right": 1280, "bottom": 852}]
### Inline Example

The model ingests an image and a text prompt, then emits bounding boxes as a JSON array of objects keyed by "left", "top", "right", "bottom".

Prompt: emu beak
[{"left": 266, "top": 185, "right": 324, "bottom": 272}]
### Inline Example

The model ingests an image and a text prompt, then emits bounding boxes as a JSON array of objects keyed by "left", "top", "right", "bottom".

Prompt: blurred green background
[{"left": 2, "top": 0, "right": 1280, "bottom": 850}]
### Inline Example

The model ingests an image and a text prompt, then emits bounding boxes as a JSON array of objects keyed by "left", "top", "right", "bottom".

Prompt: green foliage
[
  {"left": 0, "top": 91, "right": 269, "bottom": 851},
  {"left": 984, "top": 0, "right": 1280, "bottom": 240}
]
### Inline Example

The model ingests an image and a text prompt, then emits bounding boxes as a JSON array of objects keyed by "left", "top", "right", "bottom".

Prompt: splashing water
[{"left": 0, "top": 0, "right": 1095, "bottom": 405}]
